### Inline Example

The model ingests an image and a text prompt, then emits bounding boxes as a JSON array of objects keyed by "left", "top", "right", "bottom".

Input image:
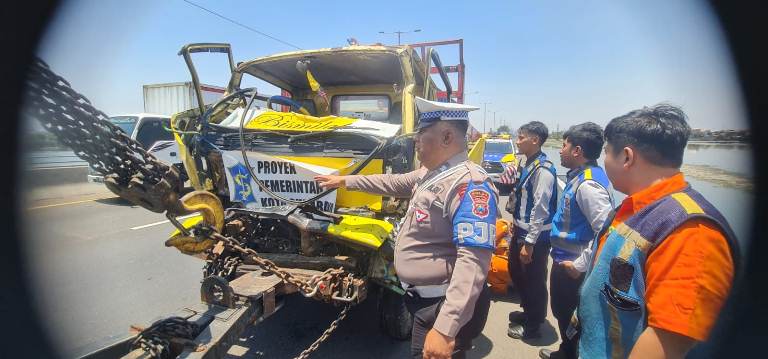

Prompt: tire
[{"left": 378, "top": 287, "right": 413, "bottom": 340}]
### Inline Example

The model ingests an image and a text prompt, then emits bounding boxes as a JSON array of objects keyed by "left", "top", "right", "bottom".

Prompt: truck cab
[
  {"left": 161, "top": 42, "right": 473, "bottom": 340},
  {"left": 172, "top": 43, "right": 460, "bottom": 214}
]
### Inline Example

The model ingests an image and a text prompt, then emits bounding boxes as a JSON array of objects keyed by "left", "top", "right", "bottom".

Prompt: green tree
[{"left": 497, "top": 125, "right": 511, "bottom": 134}]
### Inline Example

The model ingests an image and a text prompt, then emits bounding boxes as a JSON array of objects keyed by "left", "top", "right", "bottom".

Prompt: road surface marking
[
  {"left": 130, "top": 213, "right": 199, "bottom": 231},
  {"left": 27, "top": 196, "right": 118, "bottom": 210}
]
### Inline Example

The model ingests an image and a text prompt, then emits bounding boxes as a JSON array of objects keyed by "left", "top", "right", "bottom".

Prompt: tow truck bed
[{"left": 79, "top": 270, "right": 291, "bottom": 359}]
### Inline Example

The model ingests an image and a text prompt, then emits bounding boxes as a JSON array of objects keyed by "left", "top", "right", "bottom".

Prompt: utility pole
[
  {"left": 481, "top": 102, "right": 491, "bottom": 133},
  {"left": 492, "top": 111, "right": 496, "bottom": 133},
  {"left": 378, "top": 29, "right": 421, "bottom": 45}
]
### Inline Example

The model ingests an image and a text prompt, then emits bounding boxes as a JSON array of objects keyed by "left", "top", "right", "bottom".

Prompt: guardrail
[{"left": 21, "top": 166, "right": 89, "bottom": 187}]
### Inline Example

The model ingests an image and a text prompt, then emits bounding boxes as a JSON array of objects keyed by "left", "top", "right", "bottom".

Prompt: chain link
[
  {"left": 204, "top": 253, "right": 243, "bottom": 279},
  {"left": 207, "top": 232, "right": 349, "bottom": 298},
  {"left": 132, "top": 317, "right": 202, "bottom": 359},
  {"left": 25, "top": 57, "right": 356, "bottom": 359},
  {"left": 24, "top": 58, "right": 169, "bottom": 187},
  {"left": 294, "top": 305, "right": 351, "bottom": 359},
  {"left": 201, "top": 231, "right": 355, "bottom": 358},
  {"left": 24, "top": 58, "right": 184, "bottom": 213}
]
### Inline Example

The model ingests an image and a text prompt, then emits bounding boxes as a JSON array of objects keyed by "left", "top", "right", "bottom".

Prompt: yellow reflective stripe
[
  {"left": 607, "top": 304, "right": 624, "bottom": 359},
  {"left": 614, "top": 223, "right": 652, "bottom": 260},
  {"left": 584, "top": 167, "right": 593, "bottom": 180},
  {"left": 671, "top": 192, "right": 704, "bottom": 214}
]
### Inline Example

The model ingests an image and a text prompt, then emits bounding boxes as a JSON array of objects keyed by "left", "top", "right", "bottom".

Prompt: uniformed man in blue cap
[{"left": 317, "top": 97, "right": 499, "bottom": 359}]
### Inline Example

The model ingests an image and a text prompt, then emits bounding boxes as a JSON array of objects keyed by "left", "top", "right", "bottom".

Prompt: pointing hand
[{"left": 314, "top": 175, "right": 346, "bottom": 190}]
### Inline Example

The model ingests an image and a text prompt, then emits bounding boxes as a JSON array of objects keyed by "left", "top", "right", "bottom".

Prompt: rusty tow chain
[{"left": 24, "top": 58, "right": 353, "bottom": 359}]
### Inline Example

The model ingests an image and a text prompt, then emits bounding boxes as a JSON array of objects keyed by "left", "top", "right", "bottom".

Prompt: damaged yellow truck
[
  {"left": 78, "top": 41, "right": 513, "bottom": 358},
  {"left": 23, "top": 34, "right": 519, "bottom": 357},
  {"left": 167, "top": 41, "right": 469, "bottom": 339}
]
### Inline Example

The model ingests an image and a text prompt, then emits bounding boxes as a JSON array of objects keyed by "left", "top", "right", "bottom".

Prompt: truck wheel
[{"left": 378, "top": 287, "right": 413, "bottom": 340}]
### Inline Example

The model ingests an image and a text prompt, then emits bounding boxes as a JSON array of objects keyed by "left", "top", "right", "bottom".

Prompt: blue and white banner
[{"left": 222, "top": 151, "right": 338, "bottom": 211}]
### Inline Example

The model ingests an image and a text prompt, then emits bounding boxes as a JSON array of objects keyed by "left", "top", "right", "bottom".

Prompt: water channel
[{"left": 539, "top": 142, "right": 754, "bottom": 253}]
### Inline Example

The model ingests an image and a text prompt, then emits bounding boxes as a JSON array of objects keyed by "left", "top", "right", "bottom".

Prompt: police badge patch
[
  {"left": 415, "top": 209, "right": 430, "bottom": 222},
  {"left": 469, "top": 189, "right": 491, "bottom": 218}
]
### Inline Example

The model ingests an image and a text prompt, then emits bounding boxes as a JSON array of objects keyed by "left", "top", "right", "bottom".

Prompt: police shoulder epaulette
[{"left": 464, "top": 161, "right": 488, "bottom": 183}]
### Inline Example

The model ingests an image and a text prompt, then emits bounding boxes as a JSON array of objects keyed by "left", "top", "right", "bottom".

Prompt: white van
[{"left": 87, "top": 113, "right": 183, "bottom": 182}]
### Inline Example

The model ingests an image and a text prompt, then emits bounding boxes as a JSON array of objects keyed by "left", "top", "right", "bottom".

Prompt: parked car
[
  {"left": 481, "top": 135, "right": 517, "bottom": 194},
  {"left": 87, "top": 113, "right": 183, "bottom": 182}
]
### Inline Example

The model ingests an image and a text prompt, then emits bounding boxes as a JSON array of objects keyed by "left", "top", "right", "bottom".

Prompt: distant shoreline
[
  {"left": 687, "top": 140, "right": 750, "bottom": 145},
  {"left": 543, "top": 138, "right": 749, "bottom": 149},
  {"left": 541, "top": 138, "right": 752, "bottom": 191}
]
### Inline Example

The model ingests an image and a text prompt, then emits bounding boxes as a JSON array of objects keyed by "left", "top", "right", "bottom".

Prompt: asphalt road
[{"left": 21, "top": 182, "right": 560, "bottom": 359}]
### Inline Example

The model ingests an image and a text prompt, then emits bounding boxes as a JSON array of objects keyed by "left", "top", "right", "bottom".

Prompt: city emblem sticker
[{"left": 469, "top": 189, "right": 490, "bottom": 218}]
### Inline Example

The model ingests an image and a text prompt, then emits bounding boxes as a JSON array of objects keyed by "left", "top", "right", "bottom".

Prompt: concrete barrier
[{"left": 21, "top": 166, "right": 89, "bottom": 188}]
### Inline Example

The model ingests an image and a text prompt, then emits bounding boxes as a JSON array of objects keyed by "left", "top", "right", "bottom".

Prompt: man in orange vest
[{"left": 577, "top": 104, "right": 739, "bottom": 358}]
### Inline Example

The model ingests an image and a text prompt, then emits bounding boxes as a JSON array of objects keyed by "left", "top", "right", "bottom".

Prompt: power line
[{"left": 182, "top": 0, "right": 303, "bottom": 50}]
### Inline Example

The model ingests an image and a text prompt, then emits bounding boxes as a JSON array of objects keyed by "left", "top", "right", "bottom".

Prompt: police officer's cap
[{"left": 415, "top": 97, "right": 479, "bottom": 130}]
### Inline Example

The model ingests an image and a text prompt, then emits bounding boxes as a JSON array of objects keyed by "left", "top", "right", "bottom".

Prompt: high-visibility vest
[
  {"left": 578, "top": 187, "right": 739, "bottom": 358},
  {"left": 550, "top": 165, "right": 611, "bottom": 262}
]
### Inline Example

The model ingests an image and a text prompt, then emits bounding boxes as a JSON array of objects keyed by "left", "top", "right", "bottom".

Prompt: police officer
[
  {"left": 506, "top": 121, "right": 558, "bottom": 341},
  {"left": 541, "top": 122, "right": 613, "bottom": 359},
  {"left": 316, "top": 97, "right": 498, "bottom": 359}
]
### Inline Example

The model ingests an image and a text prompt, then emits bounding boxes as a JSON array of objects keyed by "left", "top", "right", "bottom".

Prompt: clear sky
[{"left": 35, "top": 0, "right": 748, "bottom": 132}]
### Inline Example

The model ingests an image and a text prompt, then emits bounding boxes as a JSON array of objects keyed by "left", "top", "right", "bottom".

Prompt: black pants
[
  {"left": 550, "top": 262, "right": 584, "bottom": 358},
  {"left": 508, "top": 233, "right": 551, "bottom": 328},
  {"left": 405, "top": 285, "right": 491, "bottom": 359}
]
